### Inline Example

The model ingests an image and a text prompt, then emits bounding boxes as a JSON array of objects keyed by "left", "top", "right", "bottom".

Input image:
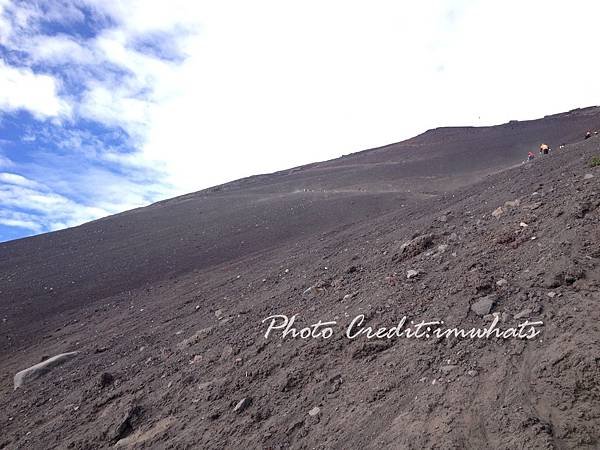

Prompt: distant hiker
[
  {"left": 527, "top": 152, "right": 535, "bottom": 161},
  {"left": 539, "top": 144, "right": 550, "bottom": 155},
  {"left": 585, "top": 131, "right": 592, "bottom": 139}
]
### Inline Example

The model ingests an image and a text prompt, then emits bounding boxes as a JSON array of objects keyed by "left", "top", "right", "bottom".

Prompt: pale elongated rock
[{"left": 14, "top": 351, "right": 79, "bottom": 390}]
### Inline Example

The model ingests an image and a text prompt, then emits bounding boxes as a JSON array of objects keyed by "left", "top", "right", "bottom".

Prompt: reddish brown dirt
[{"left": 0, "top": 107, "right": 599, "bottom": 449}]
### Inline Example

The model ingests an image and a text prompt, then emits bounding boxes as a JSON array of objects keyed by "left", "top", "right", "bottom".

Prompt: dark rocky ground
[{"left": 0, "top": 107, "right": 599, "bottom": 449}]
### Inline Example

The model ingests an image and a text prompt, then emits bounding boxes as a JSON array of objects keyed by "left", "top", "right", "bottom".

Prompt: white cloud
[
  {"left": 0, "top": 153, "right": 14, "bottom": 168},
  {"left": 0, "top": 211, "right": 43, "bottom": 232},
  {"left": 72, "top": 0, "right": 600, "bottom": 193},
  {"left": 0, "top": 59, "right": 71, "bottom": 118},
  {"left": 0, "top": 181, "right": 109, "bottom": 229},
  {"left": 0, "top": 171, "right": 42, "bottom": 188}
]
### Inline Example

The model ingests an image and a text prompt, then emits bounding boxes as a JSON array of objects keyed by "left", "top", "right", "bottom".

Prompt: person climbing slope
[
  {"left": 539, "top": 143, "right": 550, "bottom": 155},
  {"left": 527, "top": 151, "right": 535, "bottom": 161},
  {"left": 585, "top": 131, "right": 592, "bottom": 139}
]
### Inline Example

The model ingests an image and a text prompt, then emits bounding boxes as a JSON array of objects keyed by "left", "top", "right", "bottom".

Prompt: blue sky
[{"left": 1, "top": 1, "right": 599, "bottom": 242}]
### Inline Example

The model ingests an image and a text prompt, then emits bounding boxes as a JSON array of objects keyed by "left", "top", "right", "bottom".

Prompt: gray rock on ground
[
  {"left": 308, "top": 406, "right": 321, "bottom": 417},
  {"left": 471, "top": 295, "right": 496, "bottom": 317},
  {"left": 14, "top": 351, "right": 79, "bottom": 390},
  {"left": 514, "top": 309, "right": 533, "bottom": 320},
  {"left": 406, "top": 269, "right": 419, "bottom": 279},
  {"left": 233, "top": 397, "right": 252, "bottom": 413}
]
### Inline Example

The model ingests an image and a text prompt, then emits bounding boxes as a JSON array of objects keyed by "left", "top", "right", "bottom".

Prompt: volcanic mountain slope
[
  {"left": 1, "top": 106, "right": 599, "bottom": 353},
  {"left": 0, "top": 108, "right": 599, "bottom": 449}
]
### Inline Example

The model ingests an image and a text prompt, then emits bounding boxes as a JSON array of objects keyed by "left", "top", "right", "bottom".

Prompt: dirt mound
[{"left": 0, "top": 110, "right": 599, "bottom": 448}]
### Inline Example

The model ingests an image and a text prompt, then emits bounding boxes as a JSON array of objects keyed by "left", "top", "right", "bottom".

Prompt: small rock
[
  {"left": 407, "top": 270, "right": 419, "bottom": 279},
  {"left": 233, "top": 397, "right": 252, "bottom": 413},
  {"left": 496, "top": 278, "right": 508, "bottom": 287},
  {"left": 467, "top": 370, "right": 478, "bottom": 377},
  {"left": 519, "top": 222, "right": 528, "bottom": 228},
  {"left": 524, "top": 201, "right": 543, "bottom": 210},
  {"left": 190, "top": 355, "right": 202, "bottom": 364},
  {"left": 504, "top": 199, "right": 521, "bottom": 208},
  {"left": 303, "top": 282, "right": 330, "bottom": 298},
  {"left": 176, "top": 327, "right": 213, "bottom": 350},
  {"left": 440, "top": 365, "right": 458, "bottom": 374},
  {"left": 114, "top": 405, "right": 144, "bottom": 442},
  {"left": 514, "top": 309, "right": 533, "bottom": 320},
  {"left": 342, "top": 292, "right": 358, "bottom": 301},
  {"left": 215, "top": 309, "right": 224, "bottom": 320},
  {"left": 547, "top": 292, "right": 557, "bottom": 298},
  {"left": 14, "top": 351, "right": 80, "bottom": 389},
  {"left": 99, "top": 372, "right": 114, "bottom": 388},
  {"left": 308, "top": 406, "right": 321, "bottom": 417},
  {"left": 437, "top": 244, "right": 448, "bottom": 253},
  {"left": 471, "top": 295, "right": 496, "bottom": 317},
  {"left": 492, "top": 207, "right": 504, "bottom": 219},
  {"left": 583, "top": 174, "right": 594, "bottom": 180}
]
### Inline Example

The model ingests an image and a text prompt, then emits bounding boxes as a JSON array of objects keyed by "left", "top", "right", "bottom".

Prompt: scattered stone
[
  {"left": 471, "top": 295, "right": 496, "bottom": 317},
  {"left": 438, "top": 215, "right": 448, "bottom": 223},
  {"left": 176, "top": 327, "right": 213, "bottom": 350},
  {"left": 113, "top": 405, "right": 144, "bottom": 444},
  {"left": 395, "top": 234, "right": 434, "bottom": 260},
  {"left": 115, "top": 416, "right": 175, "bottom": 448},
  {"left": 308, "top": 406, "right": 321, "bottom": 417},
  {"left": 407, "top": 269, "right": 419, "bottom": 279},
  {"left": 437, "top": 244, "right": 449, "bottom": 253},
  {"left": 303, "top": 281, "right": 330, "bottom": 299},
  {"left": 14, "top": 351, "right": 79, "bottom": 389},
  {"left": 99, "top": 372, "right": 114, "bottom": 388},
  {"left": 190, "top": 355, "right": 202, "bottom": 364},
  {"left": 514, "top": 309, "right": 533, "bottom": 320},
  {"left": 547, "top": 292, "right": 557, "bottom": 298},
  {"left": 342, "top": 292, "right": 358, "bottom": 301},
  {"left": 504, "top": 199, "right": 521, "bottom": 208},
  {"left": 496, "top": 278, "right": 508, "bottom": 287},
  {"left": 467, "top": 370, "right": 478, "bottom": 377},
  {"left": 524, "top": 201, "right": 543, "bottom": 210},
  {"left": 519, "top": 222, "right": 528, "bottom": 228},
  {"left": 440, "top": 365, "right": 458, "bottom": 374},
  {"left": 572, "top": 202, "right": 592, "bottom": 219},
  {"left": 215, "top": 309, "right": 224, "bottom": 320},
  {"left": 492, "top": 207, "right": 504, "bottom": 219},
  {"left": 233, "top": 397, "right": 252, "bottom": 413},
  {"left": 583, "top": 173, "right": 594, "bottom": 180}
]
